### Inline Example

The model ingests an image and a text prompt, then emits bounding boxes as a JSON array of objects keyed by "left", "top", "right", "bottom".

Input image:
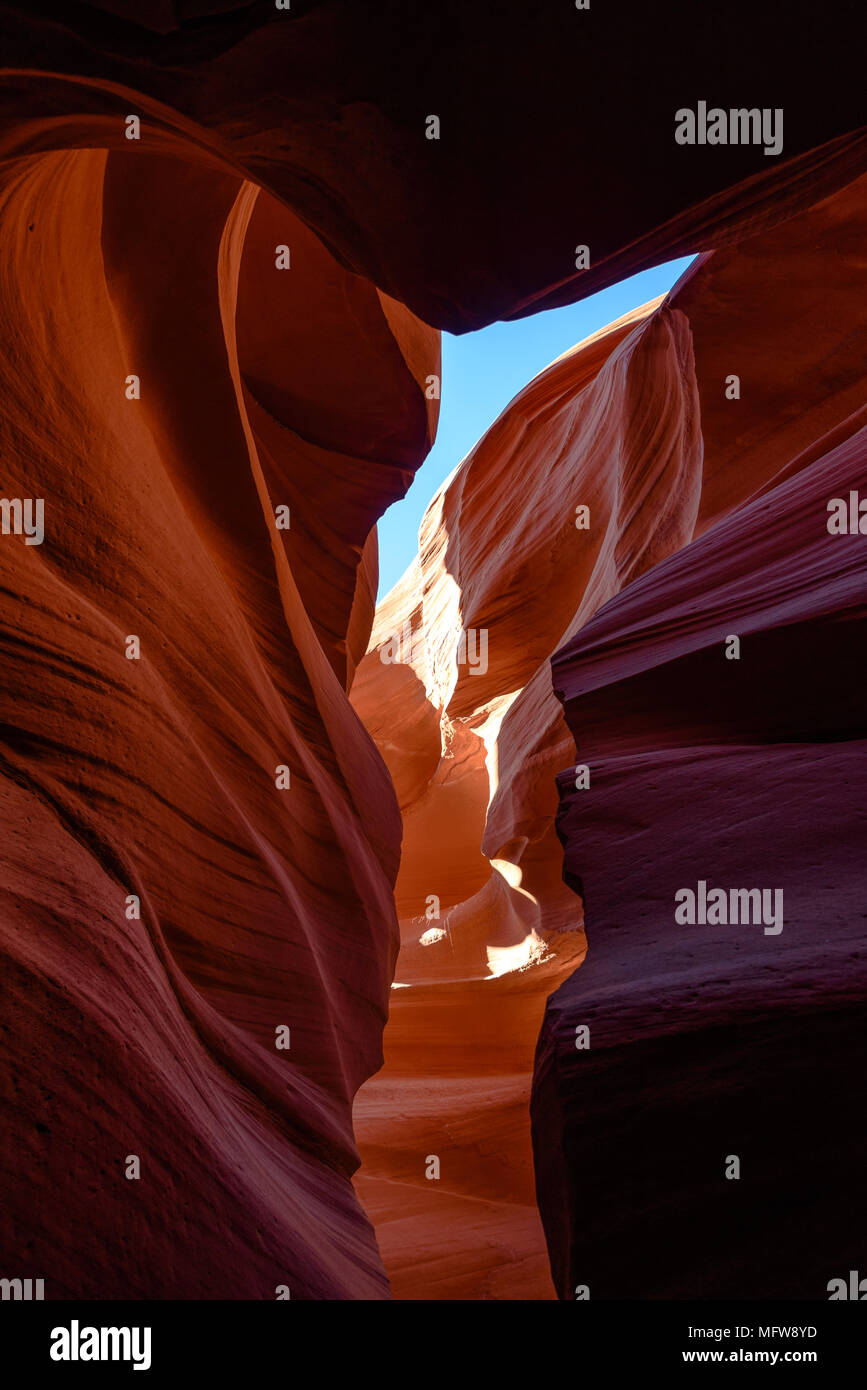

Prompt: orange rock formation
[
  {"left": 0, "top": 145, "right": 437, "bottom": 1296},
  {"left": 352, "top": 170, "right": 867, "bottom": 1299},
  {"left": 1, "top": 0, "right": 865, "bottom": 1304}
]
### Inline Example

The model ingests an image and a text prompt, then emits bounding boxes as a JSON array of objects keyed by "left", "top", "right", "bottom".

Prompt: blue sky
[{"left": 377, "top": 256, "right": 695, "bottom": 598}]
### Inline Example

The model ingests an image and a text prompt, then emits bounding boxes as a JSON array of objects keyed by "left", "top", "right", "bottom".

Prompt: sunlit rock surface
[
  {"left": 351, "top": 298, "right": 705, "bottom": 1297},
  {"left": 352, "top": 170, "right": 867, "bottom": 1299}
]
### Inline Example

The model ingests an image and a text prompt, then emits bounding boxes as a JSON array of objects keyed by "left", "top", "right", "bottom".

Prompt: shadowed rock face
[
  {"left": 1, "top": 1, "right": 866, "bottom": 330},
  {"left": 0, "top": 1, "right": 864, "bottom": 1303},
  {"left": 534, "top": 185, "right": 867, "bottom": 1302},
  {"left": 536, "top": 430, "right": 867, "bottom": 1299}
]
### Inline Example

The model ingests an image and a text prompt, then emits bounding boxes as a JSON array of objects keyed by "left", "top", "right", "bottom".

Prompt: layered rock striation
[
  {"left": 352, "top": 169, "right": 867, "bottom": 1300},
  {"left": 0, "top": 0, "right": 864, "bottom": 1304},
  {"left": 0, "top": 144, "right": 437, "bottom": 1297},
  {"left": 533, "top": 177, "right": 867, "bottom": 1301}
]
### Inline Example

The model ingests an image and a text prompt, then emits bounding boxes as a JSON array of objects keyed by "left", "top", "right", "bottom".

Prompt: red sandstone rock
[
  {"left": 351, "top": 169, "right": 867, "bottom": 1299},
  {"left": 349, "top": 297, "right": 700, "bottom": 1296},
  {"left": 530, "top": 176, "right": 867, "bottom": 1299},
  {"left": 0, "top": 146, "right": 436, "bottom": 1297},
  {"left": 536, "top": 409, "right": 867, "bottom": 1297},
  {"left": 0, "top": 0, "right": 865, "bottom": 1307}
]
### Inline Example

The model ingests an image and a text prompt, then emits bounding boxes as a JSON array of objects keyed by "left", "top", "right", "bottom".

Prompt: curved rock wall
[
  {"left": 0, "top": 143, "right": 436, "bottom": 1297},
  {"left": 0, "top": 0, "right": 864, "bottom": 1303},
  {"left": 534, "top": 176, "right": 867, "bottom": 1301}
]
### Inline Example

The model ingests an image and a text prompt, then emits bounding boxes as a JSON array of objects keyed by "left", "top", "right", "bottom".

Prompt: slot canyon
[{"left": 0, "top": 0, "right": 864, "bottom": 1302}]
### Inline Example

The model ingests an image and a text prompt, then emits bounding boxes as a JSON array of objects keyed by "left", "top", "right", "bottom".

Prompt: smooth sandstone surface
[
  {"left": 534, "top": 183, "right": 867, "bottom": 1299},
  {"left": 352, "top": 171, "right": 867, "bottom": 1299},
  {"left": 536, "top": 414, "right": 867, "bottom": 1299},
  {"left": 0, "top": 1, "right": 864, "bottom": 1303},
  {"left": 0, "top": 146, "right": 436, "bottom": 1297}
]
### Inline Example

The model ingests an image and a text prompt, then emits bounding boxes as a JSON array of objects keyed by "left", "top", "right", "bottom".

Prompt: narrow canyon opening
[
  {"left": 1, "top": 2, "right": 864, "bottom": 1309},
  {"left": 347, "top": 285, "right": 701, "bottom": 1299}
]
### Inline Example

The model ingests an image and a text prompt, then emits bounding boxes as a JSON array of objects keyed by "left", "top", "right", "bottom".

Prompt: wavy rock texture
[
  {"left": 350, "top": 298, "right": 708, "bottom": 1296},
  {"left": 533, "top": 178, "right": 867, "bottom": 1300},
  {"left": 0, "top": 0, "right": 865, "bottom": 1304},
  {"left": 351, "top": 168, "right": 867, "bottom": 1299},
  {"left": 350, "top": 296, "right": 705, "bottom": 1301},
  {"left": 0, "top": 144, "right": 437, "bottom": 1297}
]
